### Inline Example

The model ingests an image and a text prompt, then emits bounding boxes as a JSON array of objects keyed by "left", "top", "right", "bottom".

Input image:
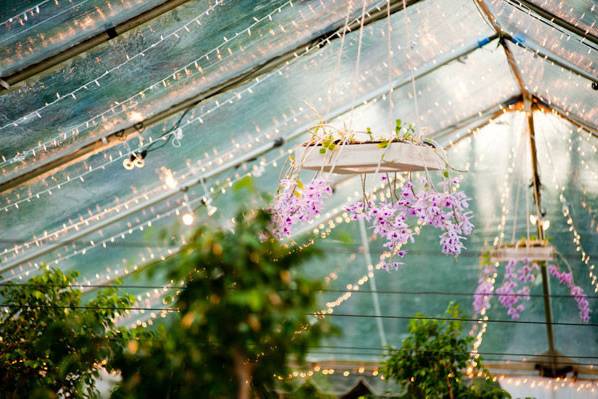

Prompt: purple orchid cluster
[
  {"left": 270, "top": 178, "right": 332, "bottom": 239},
  {"left": 344, "top": 176, "right": 474, "bottom": 270},
  {"left": 548, "top": 265, "right": 590, "bottom": 322},
  {"left": 473, "top": 260, "right": 591, "bottom": 323},
  {"left": 495, "top": 259, "right": 539, "bottom": 319}
]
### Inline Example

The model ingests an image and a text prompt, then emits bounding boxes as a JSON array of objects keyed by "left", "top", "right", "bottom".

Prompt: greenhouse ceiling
[{"left": 0, "top": 0, "right": 597, "bottom": 393}]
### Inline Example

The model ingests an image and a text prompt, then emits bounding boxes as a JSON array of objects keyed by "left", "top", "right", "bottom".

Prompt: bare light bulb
[
  {"left": 182, "top": 212, "right": 195, "bottom": 226},
  {"left": 207, "top": 204, "right": 218, "bottom": 216},
  {"left": 165, "top": 174, "right": 177, "bottom": 189},
  {"left": 122, "top": 158, "right": 134, "bottom": 170}
]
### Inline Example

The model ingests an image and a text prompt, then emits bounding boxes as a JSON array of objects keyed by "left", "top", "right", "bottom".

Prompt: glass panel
[
  {"left": 0, "top": 0, "right": 383, "bottom": 179},
  {"left": 0, "top": 0, "right": 168, "bottom": 75},
  {"left": 510, "top": 42, "right": 598, "bottom": 127},
  {"left": 528, "top": 0, "right": 598, "bottom": 38},
  {"left": 487, "top": 0, "right": 598, "bottom": 78}
]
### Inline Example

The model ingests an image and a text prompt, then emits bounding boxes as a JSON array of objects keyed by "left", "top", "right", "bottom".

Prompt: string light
[
  {"left": 181, "top": 195, "right": 195, "bottom": 226},
  {"left": 0, "top": 0, "right": 51, "bottom": 29},
  {"left": 2, "top": 0, "right": 500, "bottom": 212},
  {"left": 539, "top": 118, "right": 598, "bottom": 294},
  {"left": 467, "top": 113, "right": 525, "bottom": 373},
  {"left": 2, "top": 145, "right": 296, "bottom": 282},
  {"left": 1, "top": 26, "right": 506, "bottom": 279},
  {"left": 2, "top": 11, "right": 402, "bottom": 212},
  {"left": 0, "top": 0, "right": 358, "bottom": 169}
]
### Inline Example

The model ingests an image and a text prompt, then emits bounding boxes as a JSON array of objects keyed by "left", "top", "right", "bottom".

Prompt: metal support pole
[
  {"left": 524, "top": 97, "right": 558, "bottom": 375},
  {"left": 475, "top": 0, "right": 562, "bottom": 375}
]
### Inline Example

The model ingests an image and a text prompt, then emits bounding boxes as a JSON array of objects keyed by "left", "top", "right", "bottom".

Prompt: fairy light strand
[{"left": 0, "top": 0, "right": 366, "bottom": 170}]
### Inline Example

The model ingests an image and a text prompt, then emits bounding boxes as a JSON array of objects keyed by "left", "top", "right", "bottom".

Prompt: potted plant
[
  {"left": 295, "top": 120, "right": 444, "bottom": 174},
  {"left": 270, "top": 120, "right": 474, "bottom": 269},
  {"left": 473, "top": 250, "right": 590, "bottom": 322},
  {"left": 489, "top": 238, "right": 555, "bottom": 262}
]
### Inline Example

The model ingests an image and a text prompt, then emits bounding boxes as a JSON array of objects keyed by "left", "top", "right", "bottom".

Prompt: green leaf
[
  {"left": 395, "top": 119, "right": 402, "bottom": 134},
  {"left": 232, "top": 175, "right": 256, "bottom": 193}
]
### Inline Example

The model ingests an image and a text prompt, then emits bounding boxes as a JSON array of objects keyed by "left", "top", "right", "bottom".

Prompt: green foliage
[
  {"left": 113, "top": 208, "right": 335, "bottom": 398},
  {"left": 319, "top": 133, "right": 337, "bottom": 154},
  {"left": 286, "top": 381, "right": 336, "bottom": 399},
  {"left": 466, "top": 378, "right": 513, "bottom": 399},
  {"left": 0, "top": 267, "right": 135, "bottom": 398},
  {"left": 382, "top": 304, "right": 510, "bottom": 399}
]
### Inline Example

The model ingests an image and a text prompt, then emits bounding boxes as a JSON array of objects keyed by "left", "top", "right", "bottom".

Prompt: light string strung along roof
[
  {"left": 0, "top": 0, "right": 417, "bottom": 210},
  {"left": 0, "top": 71, "right": 512, "bottom": 288},
  {"left": 1, "top": 0, "right": 181, "bottom": 73},
  {"left": 0, "top": 0, "right": 93, "bottom": 46},
  {"left": 486, "top": 0, "right": 597, "bottom": 77},
  {"left": 1, "top": 0, "right": 484, "bottom": 182},
  {"left": 467, "top": 113, "right": 525, "bottom": 375},
  {"left": 540, "top": 118, "right": 598, "bottom": 294},
  {"left": 0, "top": 0, "right": 365, "bottom": 171},
  {"left": 0, "top": 16, "right": 484, "bottom": 264},
  {"left": 2, "top": 0, "right": 488, "bottom": 193},
  {"left": 123, "top": 176, "right": 395, "bottom": 327},
  {"left": 511, "top": 41, "right": 595, "bottom": 126},
  {"left": 2, "top": 3, "right": 508, "bottom": 286},
  {"left": 2, "top": 148, "right": 293, "bottom": 283},
  {"left": 0, "top": 0, "right": 288, "bottom": 167},
  {"left": 282, "top": 368, "right": 598, "bottom": 392},
  {"left": 121, "top": 192, "right": 367, "bottom": 328},
  {"left": 0, "top": 0, "right": 55, "bottom": 29}
]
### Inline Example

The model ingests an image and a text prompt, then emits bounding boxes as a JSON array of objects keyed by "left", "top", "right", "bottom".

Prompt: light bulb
[
  {"left": 165, "top": 174, "right": 177, "bottom": 189},
  {"left": 529, "top": 215, "right": 537, "bottom": 225},
  {"left": 182, "top": 212, "right": 195, "bottom": 226},
  {"left": 207, "top": 204, "right": 218, "bottom": 216},
  {"left": 542, "top": 219, "right": 550, "bottom": 231},
  {"left": 134, "top": 157, "right": 145, "bottom": 168},
  {"left": 128, "top": 111, "right": 143, "bottom": 123},
  {"left": 123, "top": 158, "right": 134, "bottom": 170}
]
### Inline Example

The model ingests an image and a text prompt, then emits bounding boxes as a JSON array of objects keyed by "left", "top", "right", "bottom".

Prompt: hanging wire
[
  {"left": 1, "top": 301, "right": 596, "bottom": 327},
  {"left": 347, "top": 0, "right": 369, "bottom": 128}
]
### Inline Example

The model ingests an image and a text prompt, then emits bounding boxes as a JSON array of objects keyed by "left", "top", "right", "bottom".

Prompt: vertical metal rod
[
  {"left": 524, "top": 98, "right": 556, "bottom": 373},
  {"left": 358, "top": 218, "right": 388, "bottom": 348},
  {"left": 475, "top": 0, "right": 559, "bottom": 372}
]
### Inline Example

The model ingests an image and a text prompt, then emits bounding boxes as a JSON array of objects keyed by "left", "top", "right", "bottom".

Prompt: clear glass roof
[{"left": 0, "top": 0, "right": 597, "bottom": 385}]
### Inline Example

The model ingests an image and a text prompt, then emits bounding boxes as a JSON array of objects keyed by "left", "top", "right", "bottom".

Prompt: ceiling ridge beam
[
  {"left": 0, "top": 0, "right": 426, "bottom": 194},
  {"left": 0, "top": 0, "right": 193, "bottom": 91}
]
